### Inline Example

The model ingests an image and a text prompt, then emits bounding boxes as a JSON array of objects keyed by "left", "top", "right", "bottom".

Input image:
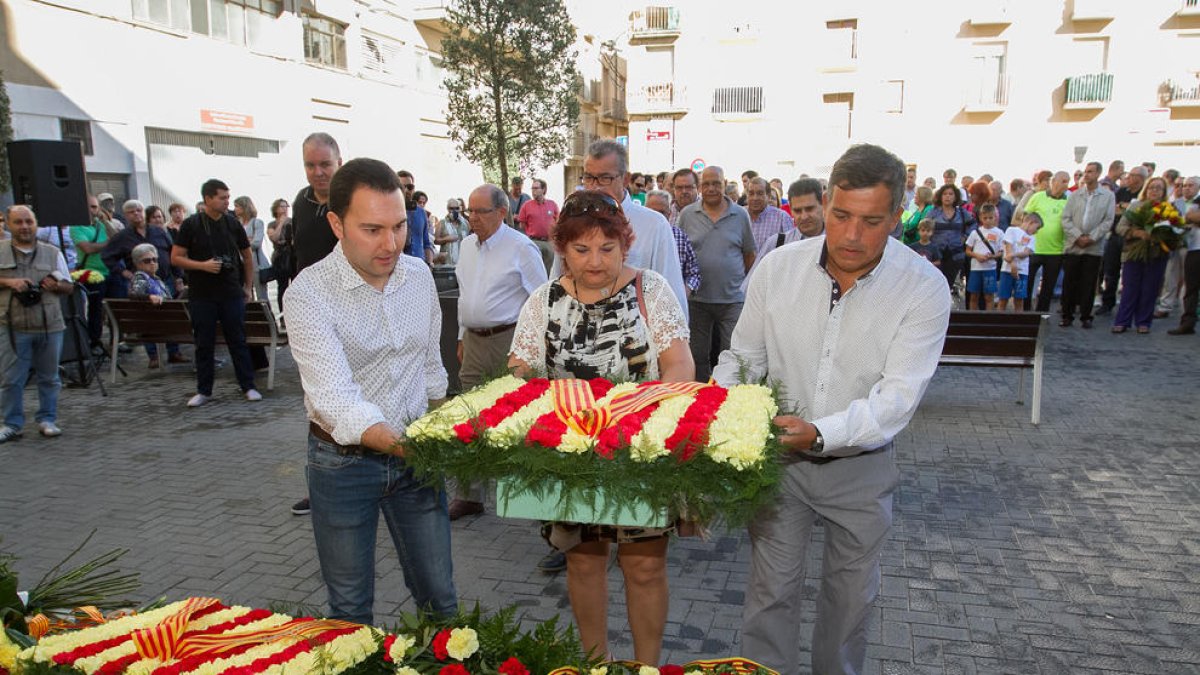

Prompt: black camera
[
  {"left": 215, "top": 255, "right": 238, "bottom": 272},
  {"left": 15, "top": 287, "right": 43, "bottom": 307}
]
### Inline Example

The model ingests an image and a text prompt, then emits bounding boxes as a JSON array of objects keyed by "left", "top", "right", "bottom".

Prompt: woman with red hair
[{"left": 508, "top": 190, "right": 694, "bottom": 665}]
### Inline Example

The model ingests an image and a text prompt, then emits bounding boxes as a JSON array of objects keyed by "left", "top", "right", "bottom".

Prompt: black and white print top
[{"left": 510, "top": 269, "right": 689, "bottom": 381}]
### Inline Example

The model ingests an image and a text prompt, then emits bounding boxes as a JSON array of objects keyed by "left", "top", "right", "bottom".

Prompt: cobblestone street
[{"left": 2, "top": 321, "right": 1198, "bottom": 674}]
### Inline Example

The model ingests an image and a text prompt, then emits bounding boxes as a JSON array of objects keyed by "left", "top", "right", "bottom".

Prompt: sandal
[
  {"left": 1137, "top": 326, "right": 1151, "bottom": 334},
  {"left": 1111, "top": 326, "right": 1127, "bottom": 334}
]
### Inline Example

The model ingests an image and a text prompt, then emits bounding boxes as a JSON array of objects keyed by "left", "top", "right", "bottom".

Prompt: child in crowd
[
  {"left": 908, "top": 219, "right": 941, "bottom": 268},
  {"left": 964, "top": 203, "right": 1004, "bottom": 310},
  {"left": 997, "top": 212, "right": 1042, "bottom": 311}
]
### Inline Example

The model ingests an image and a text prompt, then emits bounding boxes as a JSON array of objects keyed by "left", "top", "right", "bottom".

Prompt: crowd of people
[{"left": 1, "top": 128, "right": 1197, "bottom": 675}]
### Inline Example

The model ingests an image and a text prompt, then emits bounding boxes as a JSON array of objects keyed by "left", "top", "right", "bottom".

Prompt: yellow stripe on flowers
[
  {"left": 72, "top": 608, "right": 260, "bottom": 674},
  {"left": 178, "top": 624, "right": 375, "bottom": 675},
  {"left": 628, "top": 392, "right": 698, "bottom": 461},
  {"left": 704, "top": 384, "right": 778, "bottom": 470},
  {"left": 20, "top": 600, "right": 194, "bottom": 664},
  {"left": 406, "top": 375, "right": 525, "bottom": 441},
  {"left": 487, "top": 388, "right": 555, "bottom": 444}
]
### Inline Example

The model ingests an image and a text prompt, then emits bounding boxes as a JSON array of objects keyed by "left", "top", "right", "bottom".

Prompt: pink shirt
[{"left": 517, "top": 198, "right": 559, "bottom": 239}]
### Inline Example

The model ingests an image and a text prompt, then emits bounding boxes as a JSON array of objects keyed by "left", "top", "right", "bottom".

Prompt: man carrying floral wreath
[
  {"left": 712, "top": 144, "right": 951, "bottom": 675},
  {"left": 285, "top": 157, "right": 457, "bottom": 624}
]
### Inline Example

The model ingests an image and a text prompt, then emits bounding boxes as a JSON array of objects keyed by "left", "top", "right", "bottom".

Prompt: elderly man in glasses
[
  {"left": 551, "top": 139, "right": 687, "bottom": 321},
  {"left": 445, "top": 183, "right": 548, "bottom": 522}
]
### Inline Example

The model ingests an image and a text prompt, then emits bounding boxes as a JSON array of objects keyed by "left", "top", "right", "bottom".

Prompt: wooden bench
[
  {"left": 103, "top": 299, "right": 287, "bottom": 390},
  {"left": 938, "top": 311, "right": 1049, "bottom": 424}
]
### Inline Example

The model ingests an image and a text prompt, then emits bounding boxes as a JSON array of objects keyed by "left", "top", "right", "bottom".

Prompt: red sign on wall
[
  {"left": 200, "top": 109, "right": 255, "bottom": 133},
  {"left": 646, "top": 130, "right": 672, "bottom": 141}
]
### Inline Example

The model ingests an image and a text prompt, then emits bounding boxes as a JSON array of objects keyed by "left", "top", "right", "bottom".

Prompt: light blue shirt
[{"left": 455, "top": 224, "right": 547, "bottom": 338}]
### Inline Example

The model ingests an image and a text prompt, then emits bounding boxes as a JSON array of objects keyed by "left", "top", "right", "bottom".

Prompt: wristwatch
[{"left": 810, "top": 426, "right": 824, "bottom": 453}]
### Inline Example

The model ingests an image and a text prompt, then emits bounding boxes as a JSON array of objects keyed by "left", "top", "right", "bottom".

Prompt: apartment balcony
[
  {"left": 963, "top": 75, "right": 1010, "bottom": 112},
  {"left": 1071, "top": 0, "right": 1117, "bottom": 21},
  {"left": 578, "top": 79, "right": 601, "bottom": 106},
  {"left": 1064, "top": 72, "right": 1113, "bottom": 109},
  {"left": 1162, "top": 78, "right": 1200, "bottom": 107},
  {"left": 1179, "top": 0, "right": 1200, "bottom": 16},
  {"left": 572, "top": 129, "right": 596, "bottom": 157},
  {"left": 628, "top": 82, "right": 688, "bottom": 117},
  {"left": 602, "top": 98, "right": 628, "bottom": 122},
  {"left": 968, "top": 0, "right": 1012, "bottom": 26},
  {"left": 412, "top": 1, "right": 451, "bottom": 32},
  {"left": 711, "top": 86, "right": 764, "bottom": 121},
  {"left": 628, "top": 6, "right": 680, "bottom": 44}
]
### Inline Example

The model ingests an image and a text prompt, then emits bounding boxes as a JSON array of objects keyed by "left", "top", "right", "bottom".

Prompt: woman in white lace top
[{"left": 507, "top": 190, "right": 694, "bottom": 665}]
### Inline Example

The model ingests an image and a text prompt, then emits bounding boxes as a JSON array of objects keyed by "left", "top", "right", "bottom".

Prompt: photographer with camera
[
  {"left": 170, "top": 179, "right": 262, "bottom": 407},
  {"left": 0, "top": 205, "right": 74, "bottom": 443}
]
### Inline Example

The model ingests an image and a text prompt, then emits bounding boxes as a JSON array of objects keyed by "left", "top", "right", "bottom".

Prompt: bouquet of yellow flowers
[{"left": 1123, "top": 200, "right": 1184, "bottom": 262}]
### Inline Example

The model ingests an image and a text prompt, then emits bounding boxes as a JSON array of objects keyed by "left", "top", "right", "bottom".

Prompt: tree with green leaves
[
  {"left": 0, "top": 70, "right": 13, "bottom": 194},
  {"left": 441, "top": 0, "right": 581, "bottom": 190}
]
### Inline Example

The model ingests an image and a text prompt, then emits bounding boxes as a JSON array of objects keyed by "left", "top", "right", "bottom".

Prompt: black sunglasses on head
[{"left": 561, "top": 191, "right": 620, "bottom": 218}]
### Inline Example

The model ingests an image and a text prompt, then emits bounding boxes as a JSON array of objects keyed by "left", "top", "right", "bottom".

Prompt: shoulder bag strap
[{"left": 635, "top": 270, "right": 648, "bottom": 324}]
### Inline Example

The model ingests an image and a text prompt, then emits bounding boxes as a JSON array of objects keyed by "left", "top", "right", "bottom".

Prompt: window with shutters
[
  {"left": 132, "top": 0, "right": 279, "bottom": 45},
  {"left": 60, "top": 119, "right": 94, "bottom": 156},
  {"left": 361, "top": 33, "right": 403, "bottom": 80},
  {"left": 304, "top": 14, "right": 347, "bottom": 70},
  {"left": 711, "top": 86, "right": 764, "bottom": 114}
]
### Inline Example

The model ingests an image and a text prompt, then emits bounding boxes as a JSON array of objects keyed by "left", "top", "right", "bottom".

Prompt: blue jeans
[
  {"left": 1, "top": 329, "right": 64, "bottom": 428},
  {"left": 188, "top": 295, "right": 255, "bottom": 396},
  {"left": 306, "top": 434, "right": 457, "bottom": 624}
]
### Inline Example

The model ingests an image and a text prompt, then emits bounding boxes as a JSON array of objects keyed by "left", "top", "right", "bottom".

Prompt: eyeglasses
[
  {"left": 139, "top": 257, "right": 158, "bottom": 263},
  {"left": 401, "top": 183, "right": 415, "bottom": 191},
  {"left": 463, "top": 207, "right": 497, "bottom": 216},
  {"left": 581, "top": 173, "right": 621, "bottom": 187},
  {"left": 561, "top": 191, "right": 621, "bottom": 218}
]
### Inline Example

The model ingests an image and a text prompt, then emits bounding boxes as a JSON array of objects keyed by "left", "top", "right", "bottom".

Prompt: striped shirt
[{"left": 748, "top": 205, "right": 795, "bottom": 251}]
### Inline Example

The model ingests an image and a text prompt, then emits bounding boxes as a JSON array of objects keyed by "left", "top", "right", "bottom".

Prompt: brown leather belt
[
  {"left": 467, "top": 322, "right": 516, "bottom": 338},
  {"left": 309, "top": 422, "right": 370, "bottom": 456}
]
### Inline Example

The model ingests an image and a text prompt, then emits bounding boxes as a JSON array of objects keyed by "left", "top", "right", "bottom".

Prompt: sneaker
[
  {"left": 38, "top": 421, "right": 62, "bottom": 437},
  {"left": 244, "top": 389, "right": 263, "bottom": 402},
  {"left": 187, "top": 393, "right": 212, "bottom": 407},
  {"left": 0, "top": 425, "right": 21, "bottom": 443},
  {"left": 291, "top": 498, "right": 311, "bottom": 516},
  {"left": 537, "top": 550, "right": 567, "bottom": 574}
]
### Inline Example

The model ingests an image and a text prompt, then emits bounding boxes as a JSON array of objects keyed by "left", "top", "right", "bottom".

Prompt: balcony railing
[
  {"left": 1162, "top": 78, "right": 1200, "bottom": 106},
  {"left": 711, "top": 86, "right": 764, "bottom": 115},
  {"left": 1180, "top": 0, "right": 1200, "bottom": 16},
  {"left": 629, "top": 6, "right": 680, "bottom": 38},
  {"left": 604, "top": 98, "right": 628, "bottom": 121},
  {"left": 578, "top": 78, "right": 601, "bottom": 104},
  {"left": 968, "top": 0, "right": 1012, "bottom": 25},
  {"left": 963, "top": 75, "right": 1010, "bottom": 111},
  {"left": 629, "top": 83, "right": 687, "bottom": 113},
  {"left": 572, "top": 130, "right": 595, "bottom": 157},
  {"left": 1072, "top": 0, "right": 1117, "bottom": 20},
  {"left": 1064, "top": 72, "right": 1113, "bottom": 107}
]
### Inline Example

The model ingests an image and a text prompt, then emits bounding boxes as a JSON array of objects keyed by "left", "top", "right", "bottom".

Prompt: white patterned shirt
[
  {"left": 285, "top": 242, "right": 448, "bottom": 446},
  {"left": 455, "top": 224, "right": 547, "bottom": 338},
  {"left": 712, "top": 236, "right": 950, "bottom": 457}
]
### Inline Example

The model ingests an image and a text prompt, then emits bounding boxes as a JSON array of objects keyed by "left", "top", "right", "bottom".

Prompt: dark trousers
[
  {"left": 188, "top": 295, "right": 256, "bottom": 396},
  {"left": 1060, "top": 255, "right": 1102, "bottom": 322},
  {"left": 1177, "top": 250, "right": 1200, "bottom": 330},
  {"left": 276, "top": 275, "right": 290, "bottom": 315},
  {"left": 1025, "top": 254, "right": 1062, "bottom": 312},
  {"left": 688, "top": 300, "right": 743, "bottom": 382},
  {"left": 1113, "top": 258, "right": 1169, "bottom": 329},
  {"left": 939, "top": 249, "right": 964, "bottom": 293},
  {"left": 83, "top": 284, "right": 106, "bottom": 345},
  {"left": 1099, "top": 234, "right": 1124, "bottom": 309}
]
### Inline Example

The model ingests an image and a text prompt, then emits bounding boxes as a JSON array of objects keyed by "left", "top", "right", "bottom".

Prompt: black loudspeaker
[{"left": 7, "top": 139, "right": 90, "bottom": 227}]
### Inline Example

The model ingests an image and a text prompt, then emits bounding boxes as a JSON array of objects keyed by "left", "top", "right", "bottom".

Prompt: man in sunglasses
[
  {"left": 398, "top": 170, "right": 433, "bottom": 265},
  {"left": 553, "top": 139, "right": 687, "bottom": 319}
]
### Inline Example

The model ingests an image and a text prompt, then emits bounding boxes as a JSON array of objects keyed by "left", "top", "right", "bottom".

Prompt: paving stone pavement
[{"left": 1, "top": 320, "right": 1198, "bottom": 674}]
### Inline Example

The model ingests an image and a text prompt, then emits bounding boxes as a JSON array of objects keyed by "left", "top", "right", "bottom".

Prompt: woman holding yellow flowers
[{"left": 1113, "top": 176, "right": 1184, "bottom": 333}]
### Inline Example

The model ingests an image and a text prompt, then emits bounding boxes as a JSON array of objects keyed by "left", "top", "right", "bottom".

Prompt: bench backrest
[
  {"left": 104, "top": 299, "right": 284, "bottom": 344},
  {"left": 941, "top": 311, "right": 1047, "bottom": 360}
]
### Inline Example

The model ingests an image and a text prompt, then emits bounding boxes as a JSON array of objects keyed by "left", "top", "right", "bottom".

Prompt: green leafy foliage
[{"left": 441, "top": 0, "right": 581, "bottom": 188}]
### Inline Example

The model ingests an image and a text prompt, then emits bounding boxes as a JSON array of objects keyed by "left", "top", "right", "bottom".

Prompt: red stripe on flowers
[
  {"left": 453, "top": 378, "right": 550, "bottom": 443},
  {"left": 663, "top": 386, "right": 728, "bottom": 462},
  {"left": 525, "top": 378, "right": 614, "bottom": 449},
  {"left": 94, "top": 652, "right": 143, "bottom": 675},
  {"left": 53, "top": 604, "right": 229, "bottom": 666},
  {"left": 212, "top": 627, "right": 359, "bottom": 675},
  {"left": 595, "top": 402, "right": 660, "bottom": 459}
]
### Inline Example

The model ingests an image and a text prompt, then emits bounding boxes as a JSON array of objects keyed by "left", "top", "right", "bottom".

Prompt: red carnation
[
  {"left": 439, "top": 665, "right": 470, "bottom": 675},
  {"left": 589, "top": 378, "right": 614, "bottom": 397},
  {"left": 382, "top": 634, "right": 397, "bottom": 662},
  {"left": 454, "top": 423, "right": 477, "bottom": 444},
  {"left": 432, "top": 629, "right": 453, "bottom": 661},
  {"left": 498, "top": 657, "right": 529, "bottom": 675},
  {"left": 660, "top": 666, "right": 684, "bottom": 675}
]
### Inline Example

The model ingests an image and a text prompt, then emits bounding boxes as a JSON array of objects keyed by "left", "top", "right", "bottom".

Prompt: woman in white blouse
[{"left": 508, "top": 191, "right": 694, "bottom": 665}]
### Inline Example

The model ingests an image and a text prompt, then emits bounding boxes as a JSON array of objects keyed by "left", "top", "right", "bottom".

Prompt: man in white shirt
[
  {"left": 1168, "top": 176, "right": 1200, "bottom": 335},
  {"left": 713, "top": 144, "right": 951, "bottom": 675},
  {"left": 447, "top": 183, "right": 547, "bottom": 520},
  {"left": 285, "top": 158, "right": 456, "bottom": 625},
  {"left": 552, "top": 139, "right": 688, "bottom": 319}
]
